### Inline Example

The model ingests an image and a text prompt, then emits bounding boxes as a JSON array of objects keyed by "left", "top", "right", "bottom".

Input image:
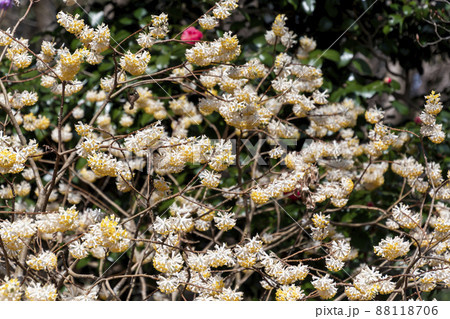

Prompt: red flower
[
  {"left": 285, "top": 190, "right": 302, "bottom": 201},
  {"left": 181, "top": 27, "right": 203, "bottom": 45},
  {"left": 414, "top": 116, "right": 422, "bottom": 125}
]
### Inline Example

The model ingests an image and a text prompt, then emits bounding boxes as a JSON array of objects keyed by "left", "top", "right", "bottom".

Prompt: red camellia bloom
[
  {"left": 181, "top": 27, "right": 203, "bottom": 45},
  {"left": 414, "top": 116, "right": 422, "bottom": 125},
  {"left": 285, "top": 190, "right": 302, "bottom": 201}
]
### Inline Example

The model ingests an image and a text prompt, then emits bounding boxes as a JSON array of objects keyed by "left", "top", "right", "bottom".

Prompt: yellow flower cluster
[
  {"left": 0, "top": 278, "right": 22, "bottom": 301},
  {"left": 25, "top": 282, "right": 57, "bottom": 301},
  {"left": 312, "top": 275, "right": 337, "bottom": 299},
  {"left": 419, "top": 90, "right": 445, "bottom": 144},
  {"left": 391, "top": 157, "right": 424, "bottom": 179},
  {"left": 345, "top": 266, "right": 395, "bottom": 300},
  {"left": 275, "top": 285, "right": 305, "bottom": 301},
  {"left": 186, "top": 32, "right": 241, "bottom": 66},
  {"left": 0, "top": 138, "right": 38, "bottom": 174},
  {"left": 1, "top": 32, "right": 33, "bottom": 69},
  {"left": 374, "top": 236, "right": 410, "bottom": 260},
  {"left": 120, "top": 51, "right": 151, "bottom": 76},
  {"left": 26, "top": 251, "right": 58, "bottom": 271}
]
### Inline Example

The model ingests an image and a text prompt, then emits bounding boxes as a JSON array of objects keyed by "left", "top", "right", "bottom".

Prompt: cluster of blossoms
[
  {"left": 0, "top": 278, "right": 22, "bottom": 301},
  {"left": 120, "top": 12, "right": 171, "bottom": 75},
  {"left": 0, "top": 30, "right": 32, "bottom": 69},
  {"left": 71, "top": 214, "right": 131, "bottom": 259},
  {"left": 186, "top": 31, "right": 241, "bottom": 67},
  {"left": 151, "top": 220, "right": 247, "bottom": 298},
  {"left": 26, "top": 251, "right": 57, "bottom": 271},
  {"left": 199, "top": 0, "right": 239, "bottom": 30},
  {"left": 265, "top": 14, "right": 298, "bottom": 49},
  {"left": 311, "top": 275, "right": 337, "bottom": 299},
  {"left": 419, "top": 91, "right": 445, "bottom": 144},
  {"left": 37, "top": 12, "right": 109, "bottom": 96},
  {"left": 0, "top": 0, "right": 449, "bottom": 302},
  {"left": 374, "top": 236, "right": 410, "bottom": 261},
  {"left": 364, "top": 104, "right": 408, "bottom": 157},
  {"left": 0, "top": 216, "right": 36, "bottom": 252},
  {"left": 135, "top": 13, "right": 170, "bottom": 49},
  {"left": 325, "top": 239, "right": 352, "bottom": 272},
  {"left": 0, "top": 90, "right": 38, "bottom": 111},
  {"left": 0, "top": 133, "right": 38, "bottom": 175},
  {"left": 120, "top": 51, "right": 151, "bottom": 76},
  {"left": 345, "top": 266, "right": 395, "bottom": 300},
  {"left": 250, "top": 159, "right": 315, "bottom": 206},
  {"left": 387, "top": 203, "right": 421, "bottom": 229}
]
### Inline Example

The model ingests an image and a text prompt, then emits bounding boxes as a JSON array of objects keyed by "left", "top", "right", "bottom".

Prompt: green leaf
[
  {"left": 98, "top": 61, "right": 113, "bottom": 72},
  {"left": 139, "top": 113, "right": 153, "bottom": 126},
  {"left": 364, "top": 81, "right": 384, "bottom": 92},
  {"left": 287, "top": 0, "right": 299, "bottom": 10},
  {"left": 402, "top": 5, "right": 413, "bottom": 16},
  {"left": 322, "top": 49, "right": 340, "bottom": 63},
  {"left": 115, "top": 29, "right": 131, "bottom": 42},
  {"left": 324, "top": 0, "right": 338, "bottom": 17},
  {"left": 388, "top": 14, "right": 404, "bottom": 33},
  {"left": 35, "top": 129, "right": 46, "bottom": 142},
  {"left": 306, "top": 49, "right": 323, "bottom": 66},
  {"left": 329, "top": 87, "right": 346, "bottom": 102},
  {"left": 259, "top": 52, "right": 273, "bottom": 65},
  {"left": 111, "top": 108, "right": 122, "bottom": 122},
  {"left": 302, "top": 0, "right": 316, "bottom": 14},
  {"left": 76, "top": 257, "right": 90, "bottom": 269},
  {"left": 76, "top": 158, "right": 87, "bottom": 171},
  {"left": 382, "top": 25, "right": 392, "bottom": 35},
  {"left": 352, "top": 58, "right": 372, "bottom": 75},
  {"left": 390, "top": 80, "right": 401, "bottom": 90},
  {"left": 156, "top": 54, "right": 170, "bottom": 69},
  {"left": 392, "top": 100, "right": 409, "bottom": 116},
  {"left": 133, "top": 8, "right": 148, "bottom": 20},
  {"left": 342, "top": 211, "right": 357, "bottom": 223},
  {"left": 176, "top": 172, "right": 188, "bottom": 185},
  {"left": 252, "top": 35, "right": 266, "bottom": 48},
  {"left": 358, "top": 81, "right": 386, "bottom": 98},
  {"left": 119, "top": 17, "right": 134, "bottom": 26}
]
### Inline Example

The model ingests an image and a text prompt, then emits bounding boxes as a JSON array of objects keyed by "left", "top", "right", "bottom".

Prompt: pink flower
[{"left": 181, "top": 27, "right": 203, "bottom": 45}]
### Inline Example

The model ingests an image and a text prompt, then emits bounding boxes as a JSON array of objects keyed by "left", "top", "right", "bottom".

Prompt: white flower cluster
[
  {"left": 186, "top": 32, "right": 241, "bottom": 66},
  {"left": 199, "top": 0, "right": 239, "bottom": 30},
  {"left": 0, "top": 133, "right": 38, "bottom": 175},
  {"left": 419, "top": 91, "right": 445, "bottom": 144},
  {"left": 374, "top": 236, "right": 410, "bottom": 261},
  {"left": 345, "top": 266, "right": 395, "bottom": 300}
]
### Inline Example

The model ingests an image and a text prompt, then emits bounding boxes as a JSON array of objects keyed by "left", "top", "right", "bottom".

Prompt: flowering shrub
[{"left": 0, "top": 0, "right": 449, "bottom": 301}]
